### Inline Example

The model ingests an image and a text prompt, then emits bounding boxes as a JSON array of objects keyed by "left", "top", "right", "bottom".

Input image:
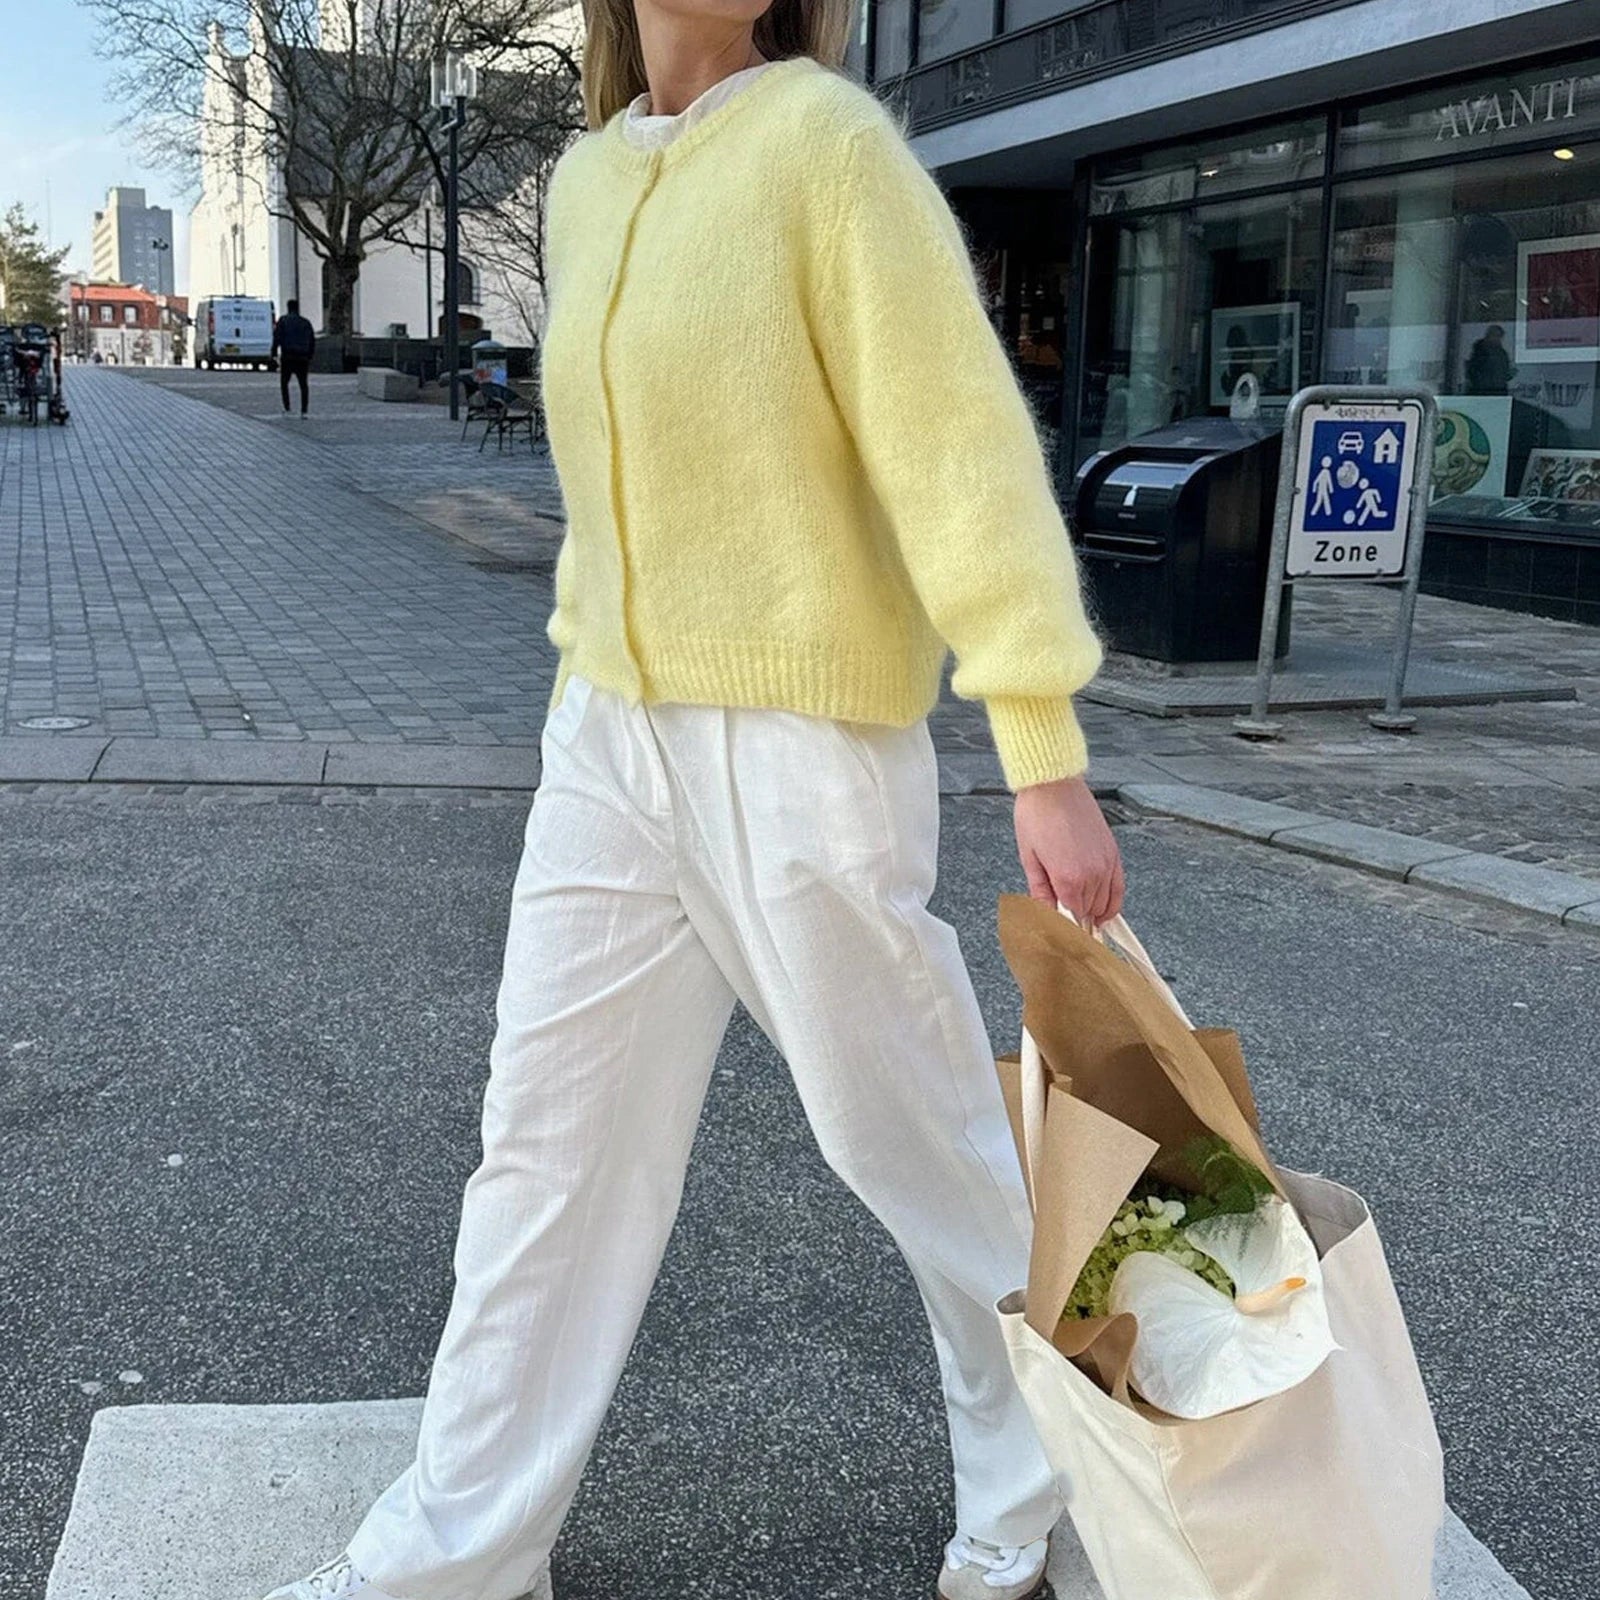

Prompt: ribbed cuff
[{"left": 986, "top": 696, "right": 1090, "bottom": 790}]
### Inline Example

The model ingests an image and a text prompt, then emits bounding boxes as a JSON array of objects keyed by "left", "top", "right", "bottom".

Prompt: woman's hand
[{"left": 1014, "top": 774, "right": 1126, "bottom": 927}]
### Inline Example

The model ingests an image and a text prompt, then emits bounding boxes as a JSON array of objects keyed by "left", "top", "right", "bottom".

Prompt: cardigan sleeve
[{"left": 812, "top": 114, "right": 1104, "bottom": 790}]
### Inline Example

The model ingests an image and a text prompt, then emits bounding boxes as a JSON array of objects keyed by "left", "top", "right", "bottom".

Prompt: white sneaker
[
  {"left": 259, "top": 1553, "right": 404, "bottom": 1600},
  {"left": 936, "top": 1533, "right": 1050, "bottom": 1600}
]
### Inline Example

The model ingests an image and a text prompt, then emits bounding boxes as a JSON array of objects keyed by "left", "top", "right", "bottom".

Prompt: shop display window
[
  {"left": 1079, "top": 189, "right": 1323, "bottom": 458},
  {"left": 1328, "top": 143, "right": 1600, "bottom": 536}
]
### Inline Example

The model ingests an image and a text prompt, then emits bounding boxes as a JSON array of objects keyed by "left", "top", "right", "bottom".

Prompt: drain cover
[{"left": 19, "top": 715, "right": 93, "bottom": 731}]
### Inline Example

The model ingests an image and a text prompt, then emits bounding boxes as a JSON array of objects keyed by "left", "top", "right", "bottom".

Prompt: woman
[{"left": 262, "top": 6, "right": 1119, "bottom": 1599}]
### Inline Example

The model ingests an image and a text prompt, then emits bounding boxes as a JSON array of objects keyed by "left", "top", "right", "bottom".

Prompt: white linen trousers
[{"left": 344, "top": 674, "right": 1063, "bottom": 1600}]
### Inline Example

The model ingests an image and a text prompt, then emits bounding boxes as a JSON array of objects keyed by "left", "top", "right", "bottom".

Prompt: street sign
[
  {"left": 1287, "top": 399, "right": 1426, "bottom": 578},
  {"left": 1236, "top": 385, "right": 1440, "bottom": 739}
]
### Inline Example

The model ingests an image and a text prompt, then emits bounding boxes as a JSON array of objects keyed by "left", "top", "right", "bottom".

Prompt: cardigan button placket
[{"left": 597, "top": 149, "right": 664, "bottom": 694}]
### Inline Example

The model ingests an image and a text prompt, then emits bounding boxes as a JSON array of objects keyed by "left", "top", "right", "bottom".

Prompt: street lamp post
[
  {"left": 432, "top": 53, "right": 478, "bottom": 423},
  {"left": 151, "top": 238, "right": 173, "bottom": 364}
]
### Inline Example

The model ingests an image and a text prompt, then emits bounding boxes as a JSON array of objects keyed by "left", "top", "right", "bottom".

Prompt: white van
[{"left": 193, "top": 297, "right": 277, "bottom": 370}]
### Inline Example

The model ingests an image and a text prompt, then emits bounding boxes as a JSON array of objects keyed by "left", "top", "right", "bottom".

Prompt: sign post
[{"left": 1234, "top": 385, "right": 1439, "bottom": 740}]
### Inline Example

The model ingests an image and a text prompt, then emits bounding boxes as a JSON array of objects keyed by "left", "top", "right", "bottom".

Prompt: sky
[{"left": 3, "top": 0, "right": 192, "bottom": 292}]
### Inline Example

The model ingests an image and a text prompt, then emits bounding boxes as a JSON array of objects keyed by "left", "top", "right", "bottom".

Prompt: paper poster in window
[
  {"left": 1432, "top": 395, "right": 1513, "bottom": 498},
  {"left": 1210, "top": 304, "right": 1300, "bottom": 406},
  {"left": 1516, "top": 234, "right": 1600, "bottom": 364},
  {"left": 1518, "top": 447, "right": 1600, "bottom": 502}
]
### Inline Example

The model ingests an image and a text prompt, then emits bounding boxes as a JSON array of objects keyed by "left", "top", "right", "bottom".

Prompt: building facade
[
  {"left": 68, "top": 283, "right": 188, "bottom": 367},
  {"left": 186, "top": 16, "right": 550, "bottom": 347},
  {"left": 860, "top": 0, "right": 1600, "bottom": 622},
  {"left": 90, "top": 188, "right": 176, "bottom": 296}
]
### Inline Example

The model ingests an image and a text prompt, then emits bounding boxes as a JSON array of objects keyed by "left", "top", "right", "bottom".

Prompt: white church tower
[{"left": 186, "top": 4, "right": 559, "bottom": 345}]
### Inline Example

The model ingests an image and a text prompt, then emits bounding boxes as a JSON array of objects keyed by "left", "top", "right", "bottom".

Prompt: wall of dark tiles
[{"left": 1422, "top": 530, "right": 1600, "bottom": 628}]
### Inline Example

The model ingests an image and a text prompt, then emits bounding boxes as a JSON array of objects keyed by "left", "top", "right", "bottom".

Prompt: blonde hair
[{"left": 577, "top": 0, "right": 855, "bottom": 131}]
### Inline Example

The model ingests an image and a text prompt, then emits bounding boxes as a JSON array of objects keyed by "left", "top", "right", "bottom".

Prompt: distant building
[
  {"left": 91, "top": 188, "right": 176, "bottom": 296},
  {"left": 187, "top": 6, "right": 577, "bottom": 344},
  {"left": 68, "top": 282, "right": 189, "bottom": 367}
]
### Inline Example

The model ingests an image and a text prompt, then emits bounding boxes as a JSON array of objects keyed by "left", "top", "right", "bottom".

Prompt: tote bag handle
[{"left": 1018, "top": 906, "right": 1191, "bottom": 1189}]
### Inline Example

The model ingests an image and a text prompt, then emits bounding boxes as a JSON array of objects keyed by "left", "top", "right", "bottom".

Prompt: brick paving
[
  {"left": 1, "top": 368, "right": 558, "bottom": 746},
  {"left": 1072, "top": 584, "right": 1600, "bottom": 880},
  {"left": 121, "top": 367, "right": 568, "bottom": 559},
  {"left": 5, "top": 365, "right": 1598, "bottom": 880}
]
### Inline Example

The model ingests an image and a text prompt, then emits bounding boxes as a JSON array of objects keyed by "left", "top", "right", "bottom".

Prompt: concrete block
[
  {"left": 1272, "top": 820, "right": 1472, "bottom": 881},
  {"left": 1434, "top": 1514, "right": 1535, "bottom": 1599},
  {"left": 323, "top": 743, "right": 540, "bottom": 790},
  {"left": 1408, "top": 852, "right": 1600, "bottom": 920},
  {"left": 47, "top": 1401, "right": 427, "bottom": 1600},
  {"left": 47, "top": 1402, "right": 1526, "bottom": 1600},
  {"left": 355, "top": 367, "right": 416, "bottom": 402},
  {"left": 0, "top": 736, "right": 109, "bottom": 782},
  {"left": 93, "top": 739, "right": 328, "bottom": 786},
  {"left": 1116, "top": 783, "right": 1321, "bottom": 841}
]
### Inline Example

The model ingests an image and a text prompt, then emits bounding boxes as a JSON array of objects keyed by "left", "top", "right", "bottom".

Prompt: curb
[
  {"left": 0, "top": 735, "right": 541, "bottom": 791},
  {"left": 1117, "top": 782, "right": 1600, "bottom": 932},
  {"left": 6, "top": 740, "right": 1598, "bottom": 932}
]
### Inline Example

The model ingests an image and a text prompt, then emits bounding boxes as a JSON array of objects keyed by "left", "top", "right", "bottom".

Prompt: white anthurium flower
[{"left": 1108, "top": 1195, "right": 1339, "bottom": 1420}]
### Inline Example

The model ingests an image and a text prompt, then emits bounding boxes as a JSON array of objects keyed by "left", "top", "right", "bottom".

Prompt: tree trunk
[{"left": 322, "top": 254, "right": 362, "bottom": 337}]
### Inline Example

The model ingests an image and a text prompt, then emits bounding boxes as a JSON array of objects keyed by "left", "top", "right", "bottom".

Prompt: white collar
[{"left": 623, "top": 60, "right": 776, "bottom": 147}]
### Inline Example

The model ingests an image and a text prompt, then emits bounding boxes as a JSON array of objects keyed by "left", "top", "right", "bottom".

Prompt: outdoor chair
[
  {"left": 456, "top": 376, "right": 494, "bottom": 440},
  {"left": 477, "top": 381, "right": 544, "bottom": 454}
]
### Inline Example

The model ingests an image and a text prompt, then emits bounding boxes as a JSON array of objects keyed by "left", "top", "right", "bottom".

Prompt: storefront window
[
  {"left": 999, "top": 248, "right": 1072, "bottom": 466},
  {"left": 1327, "top": 142, "right": 1600, "bottom": 536},
  {"left": 1090, "top": 120, "right": 1325, "bottom": 214},
  {"left": 1080, "top": 190, "right": 1323, "bottom": 460},
  {"left": 874, "top": 0, "right": 911, "bottom": 77},
  {"left": 845, "top": 0, "right": 867, "bottom": 77},
  {"left": 915, "top": 0, "right": 992, "bottom": 65}
]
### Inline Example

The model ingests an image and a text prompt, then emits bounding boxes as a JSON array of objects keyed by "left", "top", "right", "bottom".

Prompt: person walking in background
[
  {"left": 272, "top": 299, "right": 316, "bottom": 415},
  {"left": 258, "top": 14, "right": 1119, "bottom": 1600}
]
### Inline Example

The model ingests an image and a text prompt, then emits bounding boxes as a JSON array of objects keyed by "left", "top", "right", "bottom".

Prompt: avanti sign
[
  {"left": 1434, "top": 77, "right": 1580, "bottom": 142},
  {"left": 1338, "top": 56, "right": 1600, "bottom": 173}
]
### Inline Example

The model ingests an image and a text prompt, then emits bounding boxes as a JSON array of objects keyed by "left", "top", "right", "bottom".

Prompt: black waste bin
[{"left": 1071, "top": 417, "right": 1291, "bottom": 663}]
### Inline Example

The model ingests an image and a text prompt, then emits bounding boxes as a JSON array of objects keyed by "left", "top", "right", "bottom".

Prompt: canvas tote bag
[{"left": 993, "top": 896, "right": 1446, "bottom": 1600}]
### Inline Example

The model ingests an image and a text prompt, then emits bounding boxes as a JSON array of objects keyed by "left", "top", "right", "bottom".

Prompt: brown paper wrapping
[{"left": 997, "top": 894, "right": 1286, "bottom": 1393}]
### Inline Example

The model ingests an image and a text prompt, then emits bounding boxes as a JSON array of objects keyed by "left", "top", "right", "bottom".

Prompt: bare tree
[{"left": 81, "top": 0, "right": 582, "bottom": 335}]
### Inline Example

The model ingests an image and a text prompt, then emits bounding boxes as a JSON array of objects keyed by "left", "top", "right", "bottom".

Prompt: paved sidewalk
[
  {"left": 1, "top": 368, "right": 558, "bottom": 747},
  {"left": 120, "top": 367, "right": 567, "bottom": 560},
  {"left": 934, "top": 582, "right": 1600, "bottom": 883},
  {"left": 7, "top": 367, "right": 1597, "bottom": 894}
]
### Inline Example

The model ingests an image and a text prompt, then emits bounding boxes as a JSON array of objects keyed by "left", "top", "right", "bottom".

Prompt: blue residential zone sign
[{"left": 1287, "top": 401, "right": 1424, "bottom": 577}]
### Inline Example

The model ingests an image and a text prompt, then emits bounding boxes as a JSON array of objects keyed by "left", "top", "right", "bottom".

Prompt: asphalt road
[{"left": 2, "top": 786, "right": 1594, "bottom": 1600}]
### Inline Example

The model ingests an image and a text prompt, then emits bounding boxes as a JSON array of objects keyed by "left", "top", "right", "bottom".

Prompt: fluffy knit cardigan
[{"left": 538, "top": 53, "right": 1104, "bottom": 789}]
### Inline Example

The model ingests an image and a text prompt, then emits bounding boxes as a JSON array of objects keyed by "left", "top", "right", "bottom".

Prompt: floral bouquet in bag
[{"left": 995, "top": 899, "right": 1336, "bottom": 1421}]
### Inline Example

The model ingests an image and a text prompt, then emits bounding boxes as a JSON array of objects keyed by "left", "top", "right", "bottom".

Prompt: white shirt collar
[{"left": 622, "top": 60, "right": 776, "bottom": 149}]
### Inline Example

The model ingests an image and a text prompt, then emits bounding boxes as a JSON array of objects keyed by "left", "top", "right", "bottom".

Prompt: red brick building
[{"left": 69, "top": 283, "right": 189, "bottom": 367}]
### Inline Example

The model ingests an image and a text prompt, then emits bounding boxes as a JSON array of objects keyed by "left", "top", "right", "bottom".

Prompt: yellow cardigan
[{"left": 538, "top": 53, "right": 1104, "bottom": 789}]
